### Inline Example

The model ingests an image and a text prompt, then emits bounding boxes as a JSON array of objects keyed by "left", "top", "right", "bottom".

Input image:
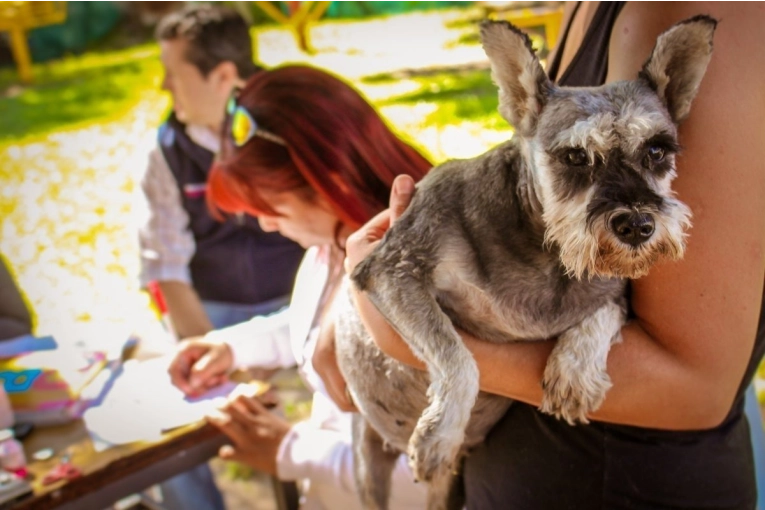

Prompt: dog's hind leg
[
  {"left": 540, "top": 298, "right": 626, "bottom": 423},
  {"left": 352, "top": 413, "right": 401, "bottom": 510},
  {"left": 357, "top": 270, "right": 480, "bottom": 485},
  {"left": 426, "top": 458, "right": 465, "bottom": 510}
]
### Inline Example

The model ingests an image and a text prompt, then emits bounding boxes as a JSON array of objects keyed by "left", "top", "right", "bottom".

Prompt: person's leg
[
  {"left": 158, "top": 463, "right": 227, "bottom": 510},
  {"left": 745, "top": 384, "right": 765, "bottom": 510},
  {"left": 202, "top": 297, "right": 291, "bottom": 330}
]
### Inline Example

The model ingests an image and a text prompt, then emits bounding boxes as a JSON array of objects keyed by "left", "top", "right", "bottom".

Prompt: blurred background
[
  {"left": 4, "top": 2, "right": 758, "bottom": 507},
  {"left": 0, "top": 0, "right": 565, "bottom": 373}
]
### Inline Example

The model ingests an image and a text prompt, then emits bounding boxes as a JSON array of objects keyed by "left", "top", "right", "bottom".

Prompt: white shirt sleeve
[
  {"left": 276, "top": 421, "right": 426, "bottom": 508},
  {"left": 275, "top": 395, "right": 427, "bottom": 509},
  {"left": 206, "top": 307, "right": 295, "bottom": 370},
  {"left": 137, "top": 146, "right": 195, "bottom": 287}
]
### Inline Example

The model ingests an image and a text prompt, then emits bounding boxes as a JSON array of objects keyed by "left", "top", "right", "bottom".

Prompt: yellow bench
[
  {"left": 0, "top": 1, "right": 67, "bottom": 83},
  {"left": 253, "top": 1, "right": 330, "bottom": 54},
  {"left": 482, "top": 3, "right": 564, "bottom": 54}
]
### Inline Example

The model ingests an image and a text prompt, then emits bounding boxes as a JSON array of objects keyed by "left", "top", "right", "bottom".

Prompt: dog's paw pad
[
  {"left": 407, "top": 429, "right": 459, "bottom": 483},
  {"left": 540, "top": 362, "right": 611, "bottom": 424}
]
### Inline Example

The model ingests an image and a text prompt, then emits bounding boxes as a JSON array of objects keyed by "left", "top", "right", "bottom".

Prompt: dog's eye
[
  {"left": 647, "top": 145, "right": 665, "bottom": 162},
  {"left": 565, "top": 149, "right": 588, "bottom": 167}
]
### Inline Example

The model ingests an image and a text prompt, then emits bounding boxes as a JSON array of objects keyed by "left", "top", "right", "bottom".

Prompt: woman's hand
[
  {"left": 312, "top": 319, "right": 357, "bottom": 412},
  {"left": 344, "top": 174, "right": 416, "bottom": 274},
  {"left": 167, "top": 337, "right": 233, "bottom": 396},
  {"left": 345, "top": 174, "right": 425, "bottom": 369},
  {"left": 312, "top": 175, "right": 420, "bottom": 411},
  {"left": 206, "top": 392, "right": 289, "bottom": 476}
]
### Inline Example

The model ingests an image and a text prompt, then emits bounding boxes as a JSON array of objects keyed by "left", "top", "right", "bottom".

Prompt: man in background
[{"left": 137, "top": 5, "right": 304, "bottom": 509}]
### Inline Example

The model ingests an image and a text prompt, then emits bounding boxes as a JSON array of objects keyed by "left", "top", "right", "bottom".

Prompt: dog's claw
[
  {"left": 407, "top": 426, "right": 460, "bottom": 483},
  {"left": 540, "top": 357, "right": 611, "bottom": 424}
]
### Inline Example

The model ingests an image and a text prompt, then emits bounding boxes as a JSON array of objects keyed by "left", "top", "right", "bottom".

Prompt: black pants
[{"left": 463, "top": 400, "right": 756, "bottom": 510}]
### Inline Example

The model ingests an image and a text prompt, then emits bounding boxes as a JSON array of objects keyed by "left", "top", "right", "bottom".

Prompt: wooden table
[
  {"left": 9, "top": 363, "right": 297, "bottom": 510},
  {"left": 12, "top": 419, "right": 229, "bottom": 510}
]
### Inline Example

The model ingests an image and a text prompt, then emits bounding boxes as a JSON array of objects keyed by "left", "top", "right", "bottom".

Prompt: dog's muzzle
[{"left": 610, "top": 212, "right": 655, "bottom": 246}]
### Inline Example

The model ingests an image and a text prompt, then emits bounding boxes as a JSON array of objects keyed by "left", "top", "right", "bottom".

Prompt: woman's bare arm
[{"left": 350, "top": 2, "right": 765, "bottom": 430}]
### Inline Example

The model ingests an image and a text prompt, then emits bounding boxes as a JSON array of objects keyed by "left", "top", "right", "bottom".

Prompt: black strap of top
[
  {"left": 547, "top": 1, "right": 626, "bottom": 87},
  {"left": 545, "top": 2, "right": 580, "bottom": 83}
]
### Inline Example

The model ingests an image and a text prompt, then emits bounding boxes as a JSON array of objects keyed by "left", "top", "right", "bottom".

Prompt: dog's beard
[
  {"left": 547, "top": 199, "right": 692, "bottom": 279},
  {"left": 543, "top": 188, "right": 600, "bottom": 280}
]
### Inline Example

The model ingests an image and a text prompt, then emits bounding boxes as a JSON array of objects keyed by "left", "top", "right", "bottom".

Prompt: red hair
[{"left": 208, "top": 65, "right": 432, "bottom": 230}]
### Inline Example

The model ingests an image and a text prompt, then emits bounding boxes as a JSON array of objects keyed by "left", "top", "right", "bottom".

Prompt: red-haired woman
[{"left": 167, "top": 65, "right": 431, "bottom": 509}]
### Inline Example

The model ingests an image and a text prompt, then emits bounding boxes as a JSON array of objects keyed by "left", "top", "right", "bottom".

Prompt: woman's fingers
[
  {"left": 207, "top": 409, "right": 249, "bottom": 446},
  {"left": 312, "top": 322, "right": 357, "bottom": 412},
  {"left": 344, "top": 175, "right": 416, "bottom": 275},
  {"left": 235, "top": 393, "right": 270, "bottom": 414},
  {"left": 168, "top": 343, "right": 207, "bottom": 395},
  {"left": 218, "top": 444, "right": 244, "bottom": 462},
  {"left": 389, "top": 174, "right": 415, "bottom": 224},
  {"left": 322, "top": 369, "right": 356, "bottom": 413},
  {"left": 188, "top": 343, "right": 233, "bottom": 392}
]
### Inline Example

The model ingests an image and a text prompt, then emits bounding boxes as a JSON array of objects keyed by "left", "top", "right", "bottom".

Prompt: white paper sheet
[{"left": 82, "top": 356, "right": 237, "bottom": 450}]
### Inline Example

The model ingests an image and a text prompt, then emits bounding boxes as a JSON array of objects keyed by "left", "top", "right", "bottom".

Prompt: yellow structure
[
  {"left": 0, "top": 1, "right": 67, "bottom": 83},
  {"left": 484, "top": 3, "right": 564, "bottom": 54},
  {"left": 253, "top": 1, "right": 330, "bottom": 54}
]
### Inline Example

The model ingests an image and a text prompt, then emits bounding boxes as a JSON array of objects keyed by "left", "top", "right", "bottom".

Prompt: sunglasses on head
[{"left": 226, "top": 94, "right": 287, "bottom": 147}]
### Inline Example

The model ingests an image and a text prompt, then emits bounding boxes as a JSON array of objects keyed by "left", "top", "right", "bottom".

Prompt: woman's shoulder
[{"left": 609, "top": 2, "right": 765, "bottom": 83}]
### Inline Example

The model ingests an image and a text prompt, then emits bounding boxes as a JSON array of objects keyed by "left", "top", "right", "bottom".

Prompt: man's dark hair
[{"left": 155, "top": 4, "right": 261, "bottom": 78}]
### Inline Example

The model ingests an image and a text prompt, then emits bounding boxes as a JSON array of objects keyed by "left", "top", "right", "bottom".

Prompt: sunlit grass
[
  {"left": 366, "top": 66, "right": 505, "bottom": 129},
  {"left": 0, "top": 44, "right": 165, "bottom": 143}
]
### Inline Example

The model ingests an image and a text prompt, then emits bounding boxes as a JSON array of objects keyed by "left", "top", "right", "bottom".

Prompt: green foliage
[
  {"left": 367, "top": 67, "right": 507, "bottom": 129},
  {"left": 325, "top": 1, "right": 472, "bottom": 20},
  {"left": 224, "top": 460, "right": 257, "bottom": 481},
  {"left": 0, "top": 44, "right": 165, "bottom": 143}
]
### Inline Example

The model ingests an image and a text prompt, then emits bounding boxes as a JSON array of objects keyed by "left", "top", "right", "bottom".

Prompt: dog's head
[{"left": 481, "top": 16, "right": 716, "bottom": 279}]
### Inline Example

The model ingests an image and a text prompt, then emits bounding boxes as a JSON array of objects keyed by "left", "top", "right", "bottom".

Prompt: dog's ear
[
  {"left": 480, "top": 20, "right": 551, "bottom": 137},
  {"left": 640, "top": 15, "right": 717, "bottom": 123}
]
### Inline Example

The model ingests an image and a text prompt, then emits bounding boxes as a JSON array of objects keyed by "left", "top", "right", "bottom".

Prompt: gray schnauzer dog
[{"left": 335, "top": 15, "right": 716, "bottom": 510}]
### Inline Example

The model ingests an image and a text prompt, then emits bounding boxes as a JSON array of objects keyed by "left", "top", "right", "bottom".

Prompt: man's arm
[
  {"left": 138, "top": 147, "right": 213, "bottom": 339},
  {"left": 156, "top": 281, "right": 213, "bottom": 338}
]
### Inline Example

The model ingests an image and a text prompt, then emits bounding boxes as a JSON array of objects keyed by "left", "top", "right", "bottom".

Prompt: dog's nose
[{"left": 611, "top": 212, "right": 655, "bottom": 246}]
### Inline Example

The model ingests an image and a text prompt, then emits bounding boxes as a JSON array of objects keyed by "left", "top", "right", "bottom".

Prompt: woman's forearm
[{"left": 354, "top": 287, "right": 734, "bottom": 431}]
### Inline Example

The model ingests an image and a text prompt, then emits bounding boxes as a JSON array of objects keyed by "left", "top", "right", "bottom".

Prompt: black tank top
[{"left": 462, "top": 3, "right": 764, "bottom": 508}]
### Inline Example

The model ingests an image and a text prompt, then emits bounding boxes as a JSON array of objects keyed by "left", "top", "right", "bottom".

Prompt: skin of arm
[
  {"left": 139, "top": 145, "right": 214, "bottom": 340},
  {"left": 349, "top": 2, "right": 765, "bottom": 431}
]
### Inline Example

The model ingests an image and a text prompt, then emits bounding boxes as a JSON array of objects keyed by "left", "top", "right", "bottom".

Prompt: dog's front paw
[
  {"left": 407, "top": 421, "right": 461, "bottom": 483},
  {"left": 540, "top": 355, "right": 611, "bottom": 425}
]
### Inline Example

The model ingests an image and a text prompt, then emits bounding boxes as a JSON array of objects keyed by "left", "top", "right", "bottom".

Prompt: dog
[{"left": 334, "top": 16, "right": 717, "bottom": 510}]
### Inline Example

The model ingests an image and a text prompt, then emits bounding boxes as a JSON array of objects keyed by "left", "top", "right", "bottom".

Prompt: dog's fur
[{"left": 334, "top": 16, "right": 716, "bottom": 510}]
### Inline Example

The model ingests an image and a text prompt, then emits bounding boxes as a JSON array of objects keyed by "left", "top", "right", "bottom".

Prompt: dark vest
[{"left": 158, "top": 114, "right": 304, "bottom": 305}]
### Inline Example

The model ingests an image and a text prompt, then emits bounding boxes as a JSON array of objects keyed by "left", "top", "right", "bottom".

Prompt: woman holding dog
[
  {"left": 338, "top": 2, "right": 765, "bottom": 508},
  {"left": 166, "top": 65, "right": 430, "bottom": 509}
]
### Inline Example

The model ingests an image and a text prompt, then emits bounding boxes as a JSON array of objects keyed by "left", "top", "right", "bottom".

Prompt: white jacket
[{"left": 205, "top": 246, "right": 426, "bottom": 510}]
